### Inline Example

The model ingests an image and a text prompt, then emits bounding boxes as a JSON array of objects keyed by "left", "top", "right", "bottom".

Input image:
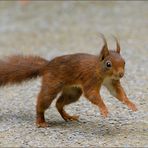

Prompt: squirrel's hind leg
[
  {"left": 56, "top": 87, "right": 82, "bottom": 122},
  {"left": 36, "top": 85, "right": 61, "bottom": 128}
]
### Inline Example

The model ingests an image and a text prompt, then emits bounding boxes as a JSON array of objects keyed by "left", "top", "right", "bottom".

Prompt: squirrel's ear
[
  {"left": 113, "top": 36, "right": 120, "bottom": 54},
  {"left": 99, "top": 34, "right": 109, "bottom": 61}
]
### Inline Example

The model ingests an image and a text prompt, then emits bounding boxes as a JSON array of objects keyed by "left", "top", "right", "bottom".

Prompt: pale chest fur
[{"left": 102, "top": 77, "right": 117, "bottom": 97}]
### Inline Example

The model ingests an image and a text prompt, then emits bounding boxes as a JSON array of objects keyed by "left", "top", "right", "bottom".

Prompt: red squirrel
[{"left": 0, "top": 34, "right": 137, "bottom": 128}]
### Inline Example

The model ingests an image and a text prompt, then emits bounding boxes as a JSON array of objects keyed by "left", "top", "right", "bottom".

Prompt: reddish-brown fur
[
  {"left": 0, "top": 35, "right": 137, "bottom": 128},
  {"left": 0, "top": 55, "right": 48, "bottom": 86}
]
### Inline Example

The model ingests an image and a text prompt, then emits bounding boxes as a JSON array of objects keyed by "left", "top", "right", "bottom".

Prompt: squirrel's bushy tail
[{"left": 0, "top": 55, "right": 48, "bottom": 86}]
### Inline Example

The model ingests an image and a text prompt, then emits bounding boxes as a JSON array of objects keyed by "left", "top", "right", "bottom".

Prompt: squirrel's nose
[{"left": 119, "top": 72, "right": 124, "bottom": 78}]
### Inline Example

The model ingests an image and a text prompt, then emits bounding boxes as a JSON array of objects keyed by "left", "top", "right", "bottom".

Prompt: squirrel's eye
[{"left": 106, "top": 61, "right": 112, "bottom": 68}]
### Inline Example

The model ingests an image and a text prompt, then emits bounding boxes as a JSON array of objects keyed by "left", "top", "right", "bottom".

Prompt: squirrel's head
[{"left": 99, "top": 34, "right": 125, "bottom": 80}]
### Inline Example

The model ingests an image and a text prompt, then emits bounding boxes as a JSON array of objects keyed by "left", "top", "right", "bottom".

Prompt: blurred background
[
  {"left": 0, "top": 1, "right": 147, "bottom": 57},
  {"left": 0, "top": 1, "right": 147, "bottom": 147}
]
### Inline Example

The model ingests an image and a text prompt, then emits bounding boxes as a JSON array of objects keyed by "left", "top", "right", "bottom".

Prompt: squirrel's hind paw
[{"left": 36, "top": 122, "right": 49, "bottom": 128}]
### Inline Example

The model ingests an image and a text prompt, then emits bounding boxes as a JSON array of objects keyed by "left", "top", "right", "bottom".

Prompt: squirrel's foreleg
[{"left": 105, "top": 80, "right": 138, "bottom": 111}]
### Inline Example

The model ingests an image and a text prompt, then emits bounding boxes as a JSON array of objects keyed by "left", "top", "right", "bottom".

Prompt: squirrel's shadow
[
  {"left": 0, "top": 111, "right": 35, "bottom": 123},
  {"left": 1, "top": 112, "right": 123, "bottom": 136},
  {"left": 46, "top": 119, "right": 123, "bottom": 137}
]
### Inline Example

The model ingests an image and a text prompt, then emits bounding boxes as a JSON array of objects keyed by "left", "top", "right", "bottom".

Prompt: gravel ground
[{"left": 0, "top": 1, "right": 148, "bottom": 147}]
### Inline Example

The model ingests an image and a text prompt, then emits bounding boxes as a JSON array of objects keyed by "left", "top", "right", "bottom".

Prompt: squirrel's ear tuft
[
  {"left": 113, "top": 36, "right": 120, "bottom": 54},
  {"left": 99, "top": 34, "right": 109, "bottom": 61}
]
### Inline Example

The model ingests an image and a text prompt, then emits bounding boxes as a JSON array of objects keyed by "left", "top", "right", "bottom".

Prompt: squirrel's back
[
  {"left": 0, "top": 55, "right": 48, "bottom": 86},
  {"left": 0, "top": 53, "right": 98, "bottom": 87}
]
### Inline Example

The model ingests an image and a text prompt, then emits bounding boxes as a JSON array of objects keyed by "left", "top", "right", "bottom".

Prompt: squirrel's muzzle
[
  {"left": 118, "top": 71, "right": 124, "bottom": 78},
  {"left": 119, "top": 72, "right": 124, "bottom": 78}
]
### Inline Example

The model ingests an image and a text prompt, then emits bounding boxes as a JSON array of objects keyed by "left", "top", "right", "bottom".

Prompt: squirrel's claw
[
  {"left": 100, "top": 107, "right": 109, "bottom": 118},
  {"left": 127, "top": 101, "right": 138, "bottom": 112},
  {"left": 36, "top": 122, "right": 49, "bottom": 128}
]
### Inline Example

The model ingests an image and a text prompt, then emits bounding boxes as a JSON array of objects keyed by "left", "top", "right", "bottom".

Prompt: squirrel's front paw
[
  {"left": 127, "top": 101, "right": 138, "bottom": 112},
  {"left": 100, "top": 107, "right": 109, "bottom": 118}
]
